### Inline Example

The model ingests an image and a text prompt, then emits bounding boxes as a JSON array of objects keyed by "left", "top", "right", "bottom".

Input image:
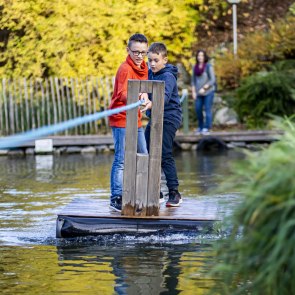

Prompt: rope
[{"left": 0, "top": 100, "right": 143, "bottom": 149}]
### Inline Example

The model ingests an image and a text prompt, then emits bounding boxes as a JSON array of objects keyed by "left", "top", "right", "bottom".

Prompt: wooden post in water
[
  {"left": 135, "top": 153, "right": 149, "bottom": 215},
  {"left": 122, "top": 80, "right": 164, "bottom": 216},
  {"left": 122, "top": 80, "right": 140, "bottom": 216},
  {"left": 146, "top": 81, "right": 165, "bottom": 216}
]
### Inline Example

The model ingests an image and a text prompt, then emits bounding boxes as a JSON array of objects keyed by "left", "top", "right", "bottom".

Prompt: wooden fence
[
  {"left": 0, "top": 77, "right": 190, "bottom": 137},
  {"left": 0, "top": 77, "right": 114, "bottom": 136}
]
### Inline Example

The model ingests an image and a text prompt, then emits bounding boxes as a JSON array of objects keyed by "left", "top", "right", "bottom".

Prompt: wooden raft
[
  {"left": 56, "top": 198, "right": 219, "bottom": 238},
  {"left": 56, "top": 80, "right": 219, "bottom": 238}
]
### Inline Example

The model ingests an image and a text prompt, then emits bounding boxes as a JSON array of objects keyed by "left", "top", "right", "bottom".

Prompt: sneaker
[
  {"left": 166, "top": 190, "right": 182, "bottom": 207},
  {"left": 109, "top": 196, "right": 122, "bottom": 212},
  {"left": 201, "top": 128, "right": 210, "bottom": 135},
  {"left": 159, "top": 192, "right": 165, "bottom": 204},
  {"left": 195, "top": 128, "right": 202, "bottom": 135}
]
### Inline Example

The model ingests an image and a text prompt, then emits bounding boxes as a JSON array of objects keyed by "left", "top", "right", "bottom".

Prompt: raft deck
[{"left": 56, "top": 197, "right": 222, "bottom": 238}]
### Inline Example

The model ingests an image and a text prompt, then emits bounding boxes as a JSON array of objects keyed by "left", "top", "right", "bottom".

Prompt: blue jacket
[{"left": 147, "top": 64, "right": 182, "bottom": 129}]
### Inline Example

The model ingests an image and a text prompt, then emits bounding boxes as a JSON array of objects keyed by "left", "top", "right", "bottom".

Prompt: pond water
[{"left": 0, "top": 150, "right": 242, "bottom": 294}]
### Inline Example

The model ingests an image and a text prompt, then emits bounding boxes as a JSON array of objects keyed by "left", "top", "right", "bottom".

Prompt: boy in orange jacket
[{"left": 109, "top": 33, "right": 149, "bottom": 212}]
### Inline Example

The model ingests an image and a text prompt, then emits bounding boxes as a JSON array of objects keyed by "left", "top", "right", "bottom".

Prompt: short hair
[
  {"left": 195, "top": 50, "right": 209, "bottom": 64},
  {"left": 148, "top": 42, "right": 167, "bottom": 57},
  {"left": 128, "top": 34, "right": 148, "bottom": 47}
]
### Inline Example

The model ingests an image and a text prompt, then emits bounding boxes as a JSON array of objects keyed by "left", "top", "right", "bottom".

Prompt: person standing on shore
[{"left": 191, "top": 50, "right": 216, "bottom": 135}]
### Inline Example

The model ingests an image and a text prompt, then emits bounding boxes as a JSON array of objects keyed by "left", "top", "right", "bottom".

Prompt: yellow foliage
[{"left": 0, "top": 0, "right": 199, "bottom": 78}]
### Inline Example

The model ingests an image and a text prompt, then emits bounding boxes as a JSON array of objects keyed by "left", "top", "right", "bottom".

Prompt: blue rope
[{"left": 0, "top": 100, "right": 143, "bottom": 149}]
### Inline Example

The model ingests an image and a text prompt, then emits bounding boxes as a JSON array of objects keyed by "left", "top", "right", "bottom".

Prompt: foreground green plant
[{"left": 211, "top": 117, "right": 295, "bottom": 295}]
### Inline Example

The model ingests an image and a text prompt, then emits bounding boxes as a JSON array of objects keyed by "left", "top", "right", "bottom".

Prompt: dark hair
[
  {"left": 148, "top": 42, "right": 167, "bottom": 57},
  {"left": 128, "top": 34, "right": 148, "bottom": 47},
  {"left": 195, "top": 50, "right": 209, "bottom": 64}
]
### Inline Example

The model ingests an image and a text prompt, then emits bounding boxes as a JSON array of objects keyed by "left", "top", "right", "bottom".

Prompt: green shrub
[
  {"left": 211, "top": 117, "right": 295, "bottom": 295},
  {"left": 234, "top": 61, "right": 295, "bottom": 128}
]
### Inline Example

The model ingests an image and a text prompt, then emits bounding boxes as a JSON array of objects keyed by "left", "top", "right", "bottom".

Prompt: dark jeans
[
  {"left": 195, "top": 91, "right": 214, "bottom": 130},
  {"left": 145, "top": 122, "right": 179, "bottom": 190}
]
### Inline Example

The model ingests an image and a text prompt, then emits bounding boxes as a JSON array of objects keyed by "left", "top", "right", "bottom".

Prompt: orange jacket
[{"left": 109, "top": 55, "right": 148, "bottom": 128}]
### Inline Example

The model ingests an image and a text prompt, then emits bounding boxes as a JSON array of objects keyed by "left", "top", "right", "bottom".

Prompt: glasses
[{"left": 128, "top": 49, "right": 148, "bottom": 57}]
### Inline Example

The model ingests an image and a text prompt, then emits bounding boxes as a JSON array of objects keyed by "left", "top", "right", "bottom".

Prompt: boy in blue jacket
[{"left": 144, "top": 42, "right": 182, "bottom": 207}]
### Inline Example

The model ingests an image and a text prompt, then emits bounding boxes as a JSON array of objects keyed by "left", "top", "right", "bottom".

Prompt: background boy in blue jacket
[{"left": 144, "top": 42, "right": 182, "bottom": 207}]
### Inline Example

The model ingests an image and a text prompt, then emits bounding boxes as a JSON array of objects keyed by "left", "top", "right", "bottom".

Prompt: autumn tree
[{"left": 0, "top": 0, "right": 201, "bottom": 78}]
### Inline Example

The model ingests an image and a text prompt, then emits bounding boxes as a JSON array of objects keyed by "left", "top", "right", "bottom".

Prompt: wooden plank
[
  {"left": 105, "top": 77, "right": 112, "bottom": 108},
  {"left": 80, "top": 78, "right": 88, "bottom": 133},
  {"left": 175, "top": 133, "right": 281, "bottom": 143},
  {"left": 39, "top": 80, "right": 45, "bottom": 128},
  {"left": 70, "top": 78, "right": 78, "bottom": 135},
  {"left": 29, "top": 80, "right": 36, "bottom": 130},
  {"left": 54, "top": 77, "right": 62, "bottom": 126},
  {"left": 147, "top": 81, "right": 165, "bottom": 216},
  {"left": 57, "top": 198, "right": 220, "bottom": 220},
  {"left": 34, "top": 80, "right": 41, "bottom": 129},
  {"left": 60, "top": 78, "right": 68, "bottom": 135},
  {"left": 49, "top": 77, "right": 58, "bottom": 127},
  {"left": 85, "top": 76, "right": 94, "bottom": 133},
  {"left": 2, "top": 78, "right": 9, "bottom": 134},
  {"left": 13, "top": 80, "right": 19, "bottom": 133},
  {"left": 0, "top": 131, "right": 282, "bottom": 149},
  {"left": 122, "top": 80, "right": 141, "bottom": 216},
  {"left": 29, "top": 79, "right": 36, "bottom": 129},
  {"left": 135, "top": 153, "right": 149, "bottom": 216},
  {"left": 18, "top": 79, "right": 25, "bottom": 133},
  {"left": 44, "top": 79, "right": 51, "bottom": 126},
  {"left": 8, "top": 80, "right": 15, "bottom": 134},
  {"left": 64, "top": 78, "right": 73, "bottom": 129},
  {"left": 100, "top": 77, "right": 108, "bottom": 131},
  {"left": 23, "top": 78, "right": 30, "bottom": 131},
  {"left": 93, "top": 77, "right": 99, "bottom": 133},
  {"left": 90, "top": 76, "right": 98, "bottom": 133},
  {"left": 105, "top": 77, "right": 112, "bottom": 133},
  {"left": 139, "top": 80, "right": 153, "bottom": 93},
  {"left": 75, "top": 78, "right": 83, "bottom": 134},
  {"left": 55, "top": 197, "right": 221, "bottom": 238}
]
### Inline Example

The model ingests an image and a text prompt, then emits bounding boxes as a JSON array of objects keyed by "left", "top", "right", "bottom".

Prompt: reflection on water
[
  {"left": 0, "top": 243, "right": 214, "bottom": 295},
  {"left": 0, "top": 150, "right": 243, "bottom": 294},
  {"left": 177, "top": 150, "right": 242, "bottom": 195},
  {"left": 35, "top": 155, "right": 54, "bottom": 182},
  {"left": 58, "top": 243, "right": 214, "bottom": 295}
]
